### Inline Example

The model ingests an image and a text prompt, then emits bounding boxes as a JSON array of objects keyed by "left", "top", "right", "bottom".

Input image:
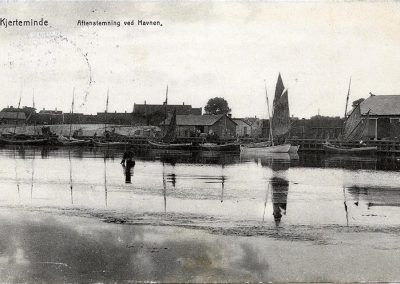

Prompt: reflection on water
[
  {"left": 271, "top": 177, "right": 289, "bottom": 226},
  {"left": 1, "top": 146, "right": 400, "bottom": 229},
  {"left": 2, "top": 146, "right": 400, "bottom": 282}
]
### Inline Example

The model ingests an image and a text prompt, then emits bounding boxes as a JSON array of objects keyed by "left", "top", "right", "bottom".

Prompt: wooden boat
[
  {"left": 57, "top": 135, "right": 91, "bottom": 146},
  {"left": 241, "top": 143, "right": 291, "bottom": 153},
  {"left": 149, "top": 107, "right": 197, "bottom": 151},
  {"left": 148, "top": 140, "right": 194, "bottom": 150},
  {"left": 200, "top": 142, "right": 240, "bottom": 152},
  {"left": 324, "top": 80, "right": 377, "bottom": 156},
  {"left": 0, "top": 136, "right": 48, "bottom": 145},
  {"left": 92, "top": 140, "right": 130, "bottom": 147},
  {"left": 241, "top": 74, "right": 293, "bottom": 154},
  {"left": 323, "top": 142, "right": 377, "bottom": 155},
  {"left": 241, "top": 141, "right": 271, "bottom": 148}
]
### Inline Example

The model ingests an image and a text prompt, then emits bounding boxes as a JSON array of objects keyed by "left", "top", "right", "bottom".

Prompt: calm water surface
[{"left": 1, "top": 146, "right": 400, "bottom": 282}]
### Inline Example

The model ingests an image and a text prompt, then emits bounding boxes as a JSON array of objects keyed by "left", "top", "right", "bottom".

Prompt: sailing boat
[
  {"left": 148, "top": 86, "right": 193, "bottom": 150},
  {"left": 92, "top": 90, "right": 129, "bottom": 147},
  {"left": 241, "top": 74, "right": 294, "bottom": 153},
  {"left": 0, "top": 94, "right": 48, "bottom": 145},
  {"left": 57, "top": 89, "right": 91, "bottom": 146},
  {"left": 148, "top": 109, "right": 194, "bottom": 150},
  {"left": 323, "top": 79, "right": 377, "bottom": 155}
]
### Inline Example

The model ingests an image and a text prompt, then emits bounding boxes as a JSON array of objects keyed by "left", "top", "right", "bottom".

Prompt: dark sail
[
  {"left": 162, "top": 109, "right": 177, "bottom": 143},
  {"left": 343, "top": 104, "right": 368, "bottom": 141},
  {"left": 272, "top": 75, "right": 291, "bottom": 138},
  {"left": 274, "top": 73, "right": 285, "bottom": 109}
]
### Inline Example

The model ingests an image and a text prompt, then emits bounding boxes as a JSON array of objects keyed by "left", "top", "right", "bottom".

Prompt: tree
[{"left": 204, "top": 97, "right": 231, "bottom": 115}]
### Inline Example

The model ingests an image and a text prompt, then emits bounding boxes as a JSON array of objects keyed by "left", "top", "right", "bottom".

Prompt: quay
[{"left": 290, "top": 138, "right": 400, "bottom": 156}]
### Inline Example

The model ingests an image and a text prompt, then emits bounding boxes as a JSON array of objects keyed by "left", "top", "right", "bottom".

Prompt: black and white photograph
[{"left": 1, "top": 1, "right": 400, "bottom": 282}]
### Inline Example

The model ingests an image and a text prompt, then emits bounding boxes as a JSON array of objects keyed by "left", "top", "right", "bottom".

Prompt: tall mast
[
  {"left": 69, "top": 88, "right": 75, "bottom": 139},
  {"left": 164, "top": 85, "right": 168, "bottom": 120},
  {"left": 265, "top": 80, "right": 274, "bottom": 146},
  {"left": 104, "top": 89, "right": 109, "bottom": 133},
  {"left": 344, "top": 77, "right": 352, "bottom": 119},
  {"left": 13, "top": 95, "right": 22, "bottom": 135}
]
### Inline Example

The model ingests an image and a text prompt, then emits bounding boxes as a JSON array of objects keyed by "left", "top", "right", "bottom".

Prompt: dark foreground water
[{"left": 1, "top": 146, "right": 400, "bottom": 282}]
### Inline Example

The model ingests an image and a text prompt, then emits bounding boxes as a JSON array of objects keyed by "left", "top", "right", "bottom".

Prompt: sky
[{"left": 0, "top": 1, "right": 400, "bottom": 119}]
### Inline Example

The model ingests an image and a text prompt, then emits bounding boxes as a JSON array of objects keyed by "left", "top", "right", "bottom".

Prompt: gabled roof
[
  {"left": 0, "top": 112, "right": 26, "bottom": 119},
  {"left": 233, "top": 118, "right": 251, "bottom": 126},
  {"left": 162, "top": 114, "right": 237, "bottom": 126},
  {"left": 360, "top": 95, "right": 400, "bottom": 116}
]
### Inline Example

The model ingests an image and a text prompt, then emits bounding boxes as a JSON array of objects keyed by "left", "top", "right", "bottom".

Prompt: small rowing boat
[
  {"left": 148, "top": 140, "right": 194, "bottom": 150},
  {"left": 0, "top": 136, "right": 48, "bottom": 145},
  {"left": 323, "top": 142, "right": 377, "bottom": 155},
  {"left": 240, "top": 143, "right": 291, "bottom": 153},
  {"left": 92, "top": 140, "right": 130, "bottom": 147},
  {"left": 57, "top": 135, "right": 91, "bottom": 146}
]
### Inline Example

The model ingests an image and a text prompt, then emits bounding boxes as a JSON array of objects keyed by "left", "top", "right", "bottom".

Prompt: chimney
[
  {"left": 183, "top": 102, "right": 185, "bottom": 105},
  {"left": 228, "top": 113, "right": 232, "bottom": 118}
]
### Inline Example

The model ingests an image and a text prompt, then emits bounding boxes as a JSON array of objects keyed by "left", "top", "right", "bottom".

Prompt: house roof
[
  {"left": 360, "top": 95, "right": 400, "bottom": 116},
  {"left": 0, "top": 112, "right": 26, "bottom": 120},
  {"left": 162, "top": 114, "right": 237, "bottom": 126},
  {"left": 134, "top": 104, "right": 202, "bottom": 115},
  {"left": 233, "top": 118, "right": 251, "bottom": 126}
]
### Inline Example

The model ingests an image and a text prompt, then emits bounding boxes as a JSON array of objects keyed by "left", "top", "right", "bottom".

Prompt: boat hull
[
  {"left": 0, "top": 137, "right": 48, "bottom": 145},
  {"left": 92, "top": 140, "right": 130, "bottom": 147},
  {"left": 240, "top": 143, "right": 291, "bottom": 153},
  {"left": 148, "top": 140, "right": 195, "bottom": 150},
  {"left": 57, "top": 136, "right": 91, "bottom": 146},
  {"left": 323, "top": 143, "right": 377, "bottom": 155}
]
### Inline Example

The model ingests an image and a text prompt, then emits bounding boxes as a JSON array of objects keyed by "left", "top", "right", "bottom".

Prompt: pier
[{"left": 290, "top": 138, "right": 400, "bottom": 155}]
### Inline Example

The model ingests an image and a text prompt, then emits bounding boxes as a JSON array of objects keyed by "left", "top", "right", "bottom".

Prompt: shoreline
[{"left": 0, "top": 207, "right": 400, "bottom": 282}]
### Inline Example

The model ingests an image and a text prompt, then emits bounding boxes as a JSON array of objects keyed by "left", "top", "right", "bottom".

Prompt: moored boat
[
  {"left": 241, "top": 143, "right": 291, "bottom": 153},
  {"left": 148, "top": 140, "right": 195, "bottom": 150},
  {"left": 241, "top": 74, "right": 294, "bottom": 154},
  {"left": 324, "top": 79, "right": 376, "bottom": 156},
  {"left": 0, "top": 136, "right": 48, "bottom": 145},
  {"left": 323, "top": 142, "right": 377, "bottom": 155},
  {"left": 57, "top": 135, "right": 91, "bottom": 146},
  {"left": 92, "top": 140, "right": 130, "bottom": 147}
]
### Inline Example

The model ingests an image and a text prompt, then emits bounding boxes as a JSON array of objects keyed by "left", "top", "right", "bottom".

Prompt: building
[
  {"left": 134, "top": 102, "right": 202, "bottom": 125},
  {"left": 134, "top": 103, "right": 202, "bottom": 116},
  {"left": 243, "top": 117, "right": 264, "bottom": 137},
  {"left": 359, "top": 94, "right": 400, "bottom": 140},
  {"left": 233, "top": 118, "right": 251, "bottom": 137},
  {"left": 0, "top": 111, "right": 26, "bottom": 125},
  {"left": 161, "top": 114, "right": 237, "bottom": 138}
]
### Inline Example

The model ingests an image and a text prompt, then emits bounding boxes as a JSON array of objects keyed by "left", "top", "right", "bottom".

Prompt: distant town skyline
[{"left": 1, "top": 1, "right": 400, "bottom": 119}]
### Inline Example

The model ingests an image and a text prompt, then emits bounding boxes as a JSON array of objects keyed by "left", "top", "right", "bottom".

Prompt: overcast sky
[{"left": 1, "top": 1, "right": 400, "bottom": 119}]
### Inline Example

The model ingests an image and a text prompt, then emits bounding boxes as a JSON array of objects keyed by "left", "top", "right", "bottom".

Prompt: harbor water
[{"left": 1, "top": 146, "right": 400, "bottom": 282}]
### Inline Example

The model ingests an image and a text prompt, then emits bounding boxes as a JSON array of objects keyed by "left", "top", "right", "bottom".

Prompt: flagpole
[{"left": 265, "top": 80, "right": 274, "bottom": 146}]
